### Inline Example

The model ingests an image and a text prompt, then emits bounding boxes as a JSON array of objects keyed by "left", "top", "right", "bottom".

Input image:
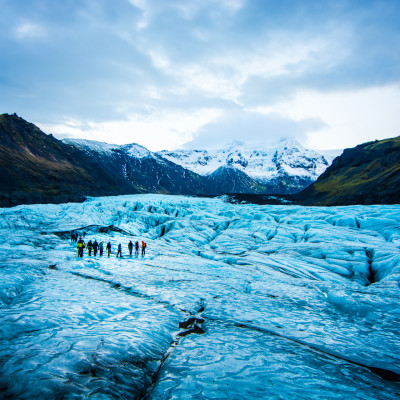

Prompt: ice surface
[{"left": 0, "top": 195, "right": 400, "bottom": 399}]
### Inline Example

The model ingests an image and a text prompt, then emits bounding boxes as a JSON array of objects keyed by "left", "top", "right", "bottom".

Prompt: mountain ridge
[
  {"left": 0, "top": 113, "right": 133, "bottom": 206},
  {"left": 157, "top": 139, "right": 335, "bottom": 182},
  {"left": 0, "top": 113, "right": 340, "bottom": 207},
  {"left": 64, "top": 135, "right": 335, "bottom": 196},
  {"left": 295, "top": 135, "right": 400, "bottom": 206}
]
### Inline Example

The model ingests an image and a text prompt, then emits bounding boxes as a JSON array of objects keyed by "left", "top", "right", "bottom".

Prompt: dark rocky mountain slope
[
  {"left": 70, "top": 142, "right": 209, "bottom": 197},
  {"left": 295, "top": 136, "right": 400, "bottom": 206},
  {"left": 0, "top": 113, "right": 132, "bottom": 206},
  {"left": 0, "top": 113, "right": 210, "bottom": 206}
]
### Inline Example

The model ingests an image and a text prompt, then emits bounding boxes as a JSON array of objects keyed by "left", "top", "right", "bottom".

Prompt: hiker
[
  {"left": 116, "top": 243, "right": 122, "bottom": 258},
  {"left": 141, "top": 241, "right": 147, "bottom": 256},
  {"left": 128, "top": 241, "right": 133, "bottom": 256},
  {"left": 135, "top": 240, "right": 139, "bottom": 256},
  {"left": 87, "top": 240, "right": 93, "bottom": 256},
  {"left": 93, "top": 240, "right": 99, "bottom": 256},
  {"left": 106, "top": 242, "right": 111, "bottom": 257},
  {"left": 70, "top": 232, "right": 75, "bottom": 242},
  {"left": 99, "top": 241, "right": 104, "bottom": 256},
  {"left": 74, "top": 233, "right": 78, "bottom": 242},
  {"left": 77, "top": 236, "right": 85, "bottom": 257},
  {"left": 83, "top": 231, "right": 86, "bottom": 238}
]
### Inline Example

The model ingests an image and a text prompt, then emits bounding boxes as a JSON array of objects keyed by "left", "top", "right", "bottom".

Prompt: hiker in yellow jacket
[{"left": 77, "top": 237, "right": 85, "bottom": 257}]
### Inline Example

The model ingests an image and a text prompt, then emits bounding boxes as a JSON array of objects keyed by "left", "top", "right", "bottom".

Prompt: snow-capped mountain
[
  {"left": 62, "top": 137, "right": 338, "bottom": 196},
  {"left": 64, "top": 137, "right": 337, "bottom": 186},
  {"left": 158, "top": 138, "right": 338, "bottom": 187},
  {"left": 62, "top": 138, "right": 117, "bottom": 154},
  {"left": 61, "top": 138, "right": 206, "bottom": 196},
  {"left": 0, "top": 113, "right": 341, "bottom": 207},
  {"left": 63, "top": 138, "right": 156, "bottom": 159}
]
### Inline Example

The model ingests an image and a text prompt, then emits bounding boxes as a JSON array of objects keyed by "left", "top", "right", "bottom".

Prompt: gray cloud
[
  {"left": 0, "top": 0, "right": 399, "bottom": 150},
  {"left": 184, "top": 109, "right": 326, "bottom": 150}
]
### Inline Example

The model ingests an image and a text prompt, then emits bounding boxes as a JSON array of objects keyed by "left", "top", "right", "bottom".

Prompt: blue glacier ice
[{"left": 0, "top": 194, "right": 399, "bottom": 399}]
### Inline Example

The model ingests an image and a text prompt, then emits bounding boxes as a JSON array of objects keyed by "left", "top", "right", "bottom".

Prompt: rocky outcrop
[
  {"left": 0, "top": 113, "right": 132, "bottom": 207},
  {"left": 295, "top": 136, "right": 400, "bottom": 206}
]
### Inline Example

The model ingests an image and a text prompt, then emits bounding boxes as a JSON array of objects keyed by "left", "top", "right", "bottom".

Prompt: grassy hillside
[
  {"left": 296, "top": 136, "right": 400, "bottom": 206},
  {"left": 0, "top": 113, "right": 128, "bottom": 206}
]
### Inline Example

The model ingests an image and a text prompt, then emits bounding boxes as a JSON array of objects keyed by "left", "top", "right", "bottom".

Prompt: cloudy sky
[{"left": 1, "top": 0, "right": 400, "bottom": 151}]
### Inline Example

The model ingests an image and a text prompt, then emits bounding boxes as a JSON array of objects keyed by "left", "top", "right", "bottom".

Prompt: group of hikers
[{"left": 73, "top": 233, "right": 147, "bottom": 258}]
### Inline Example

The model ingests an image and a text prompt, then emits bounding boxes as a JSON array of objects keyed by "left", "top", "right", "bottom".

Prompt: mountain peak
[
  {"left": 63, "top": 139, "right": 155, "bottom": 159},
  {"left": 63, "top": 138, "right": 117, "bottom": 154},
  {"left": 277, "top": 137, "right": 302, "bottom": 148},
  {"left": 225, "top": 140, "right": 245, "bottom": 149},
  {"left": 158, "top": 138, "right": 334, "bottom": 189},
  {"left": 119, "top": 143, "right": 154, "bottom": 159}
]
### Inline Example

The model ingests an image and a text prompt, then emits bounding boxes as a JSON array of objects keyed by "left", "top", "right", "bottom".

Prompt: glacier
[{"left": 0, "top": 194, "right": 399, "bottom": 399}]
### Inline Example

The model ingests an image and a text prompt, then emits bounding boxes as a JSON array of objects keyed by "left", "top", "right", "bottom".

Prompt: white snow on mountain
[
  {"left": 63, "top": 138, "right": 155, "bottom": 159},
  {"left": 63, "top": 137, "right": 341, "bottom": 187},
  {"left": 0, "top": 194, "right": 399, "bottom": 399},
  {"left": 119, "top": 143, "right": 155, "bottom": 159},
  {"left": 158, "top": 138, "right": 339, "bottom": 181},
  {"left": 63, "top": 138, "right": 118, "bottom": 154}
]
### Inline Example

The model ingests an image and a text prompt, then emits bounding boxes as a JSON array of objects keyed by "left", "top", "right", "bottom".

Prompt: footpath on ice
[{"left": 0, "top": 194, "right": 400, "bottom": 399}]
